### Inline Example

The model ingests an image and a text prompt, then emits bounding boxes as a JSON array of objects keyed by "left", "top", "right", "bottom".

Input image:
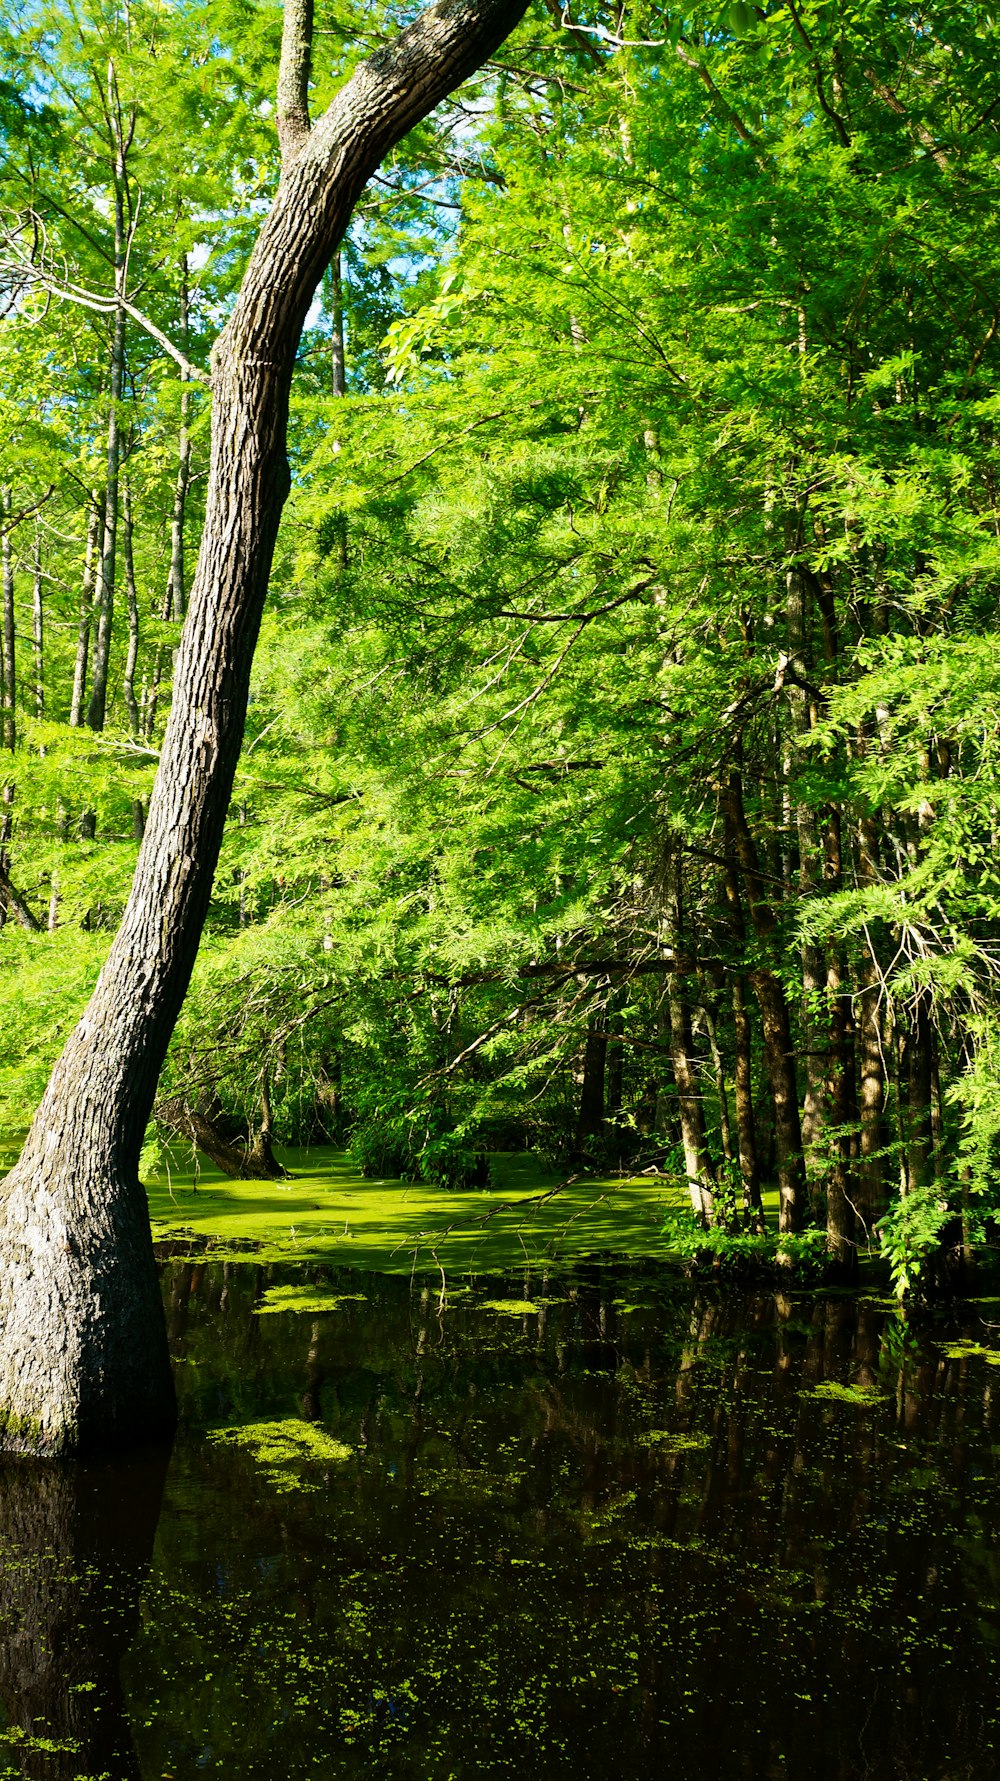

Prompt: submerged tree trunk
[
  {"left": 0, "top": 0, "right": 529, "bottom": 1456},
  {"left": 157, "top": 1091, "right": 290, "bottom": 1181}
]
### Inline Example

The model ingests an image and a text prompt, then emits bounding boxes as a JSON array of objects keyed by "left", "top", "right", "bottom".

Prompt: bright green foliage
[{"left": 3, "top": 2, "right": 1000, "bottom": 1294}]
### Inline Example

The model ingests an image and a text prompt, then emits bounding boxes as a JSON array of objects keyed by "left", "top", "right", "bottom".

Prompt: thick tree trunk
[{"left": 0, "top": 0, "right": 529, "bottom": 1456}]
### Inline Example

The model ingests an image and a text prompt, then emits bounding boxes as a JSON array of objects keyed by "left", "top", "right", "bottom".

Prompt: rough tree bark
[{"left": 0, "top": 0, "right": 529, "bottom": 1456}]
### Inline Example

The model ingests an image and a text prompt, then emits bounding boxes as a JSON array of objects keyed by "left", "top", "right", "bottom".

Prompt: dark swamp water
[{"left": 3, "top": 1260, "right": 1000, "bottom": 1780}]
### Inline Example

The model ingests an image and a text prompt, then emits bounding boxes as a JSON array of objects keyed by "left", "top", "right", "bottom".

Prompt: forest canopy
[{"left": 2, "top": 0, "right": 999, "bottom": 1297}]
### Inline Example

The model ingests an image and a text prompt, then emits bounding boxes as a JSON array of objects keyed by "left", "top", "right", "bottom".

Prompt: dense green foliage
[{"left": 2, "top": 0, "right": 1000, "bottom": 1293}]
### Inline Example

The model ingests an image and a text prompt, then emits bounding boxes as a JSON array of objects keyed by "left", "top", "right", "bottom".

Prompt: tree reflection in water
[{"left": 0, "top": 1443, "right": 168, "bottom": 1778}]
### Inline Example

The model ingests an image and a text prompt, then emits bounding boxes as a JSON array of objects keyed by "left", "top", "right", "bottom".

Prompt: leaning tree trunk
[{"left": 0, "top": 0, "right": 528, "bottom": 1456}]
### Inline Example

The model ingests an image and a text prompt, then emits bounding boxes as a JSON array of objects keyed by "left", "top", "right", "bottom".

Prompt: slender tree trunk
[
  {"left": 664, "top": 860, "right": 715, "bottom": 1221},
  {"left": 87, "top": 137, "right": 129, "bottom": 733},
  {"left": 605, "top": 1008, "right": 623, "bottom": 1119},
  {"left": 906, "top": 989, "right": 935, "bottom": 1194},
  {"left": 1, "top": 487, "right": 15, "bottom": 751},
  {"left": 731, "top": 974, "right": 763, "bottom": 1226},
  {"left": 330, "top": 250, "right": 346, "bottom": 398},
  {"left": 121, "top": 483, "right": 141, "bottom": 737},
  {"left": 575, "top": 1024, "right": 607, "bottom": 1149},
  {"left": 667, "top": 980, "right": 715, "bottom": 1223},
  {"left": 0, "top": 0, "right": 529, "bottom": 1456},
  {"left": 702, "top": 996, "right": 734, "bottom": 1165},
  {"left": 166, "top": 263, "right": 192, "bottom": 623},
  {"left": 856, "top": 812, "right": 889, "bottom": 1234},
  {"left": 31, "top": 526, "right": 43, "bottom": 719},
  {"left": 825, "top": 944, "right": 856, "bottom": 1277},
  {"left": 721, "top": 850, "right": 762, "bottom": 1224},
  {"left": 784, "top": 541, "right": 826, "bottom": 1181},
  {"left": 70, "top": 494, "right": 102, "bottom": 728},
  {"left": 724, "top": 768, "right": 806, "bottom": 1232}
]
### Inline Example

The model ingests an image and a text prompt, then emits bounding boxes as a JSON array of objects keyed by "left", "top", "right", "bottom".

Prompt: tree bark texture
[{"left": 0, "top": 0, "right": 530, "bottom": 1456}]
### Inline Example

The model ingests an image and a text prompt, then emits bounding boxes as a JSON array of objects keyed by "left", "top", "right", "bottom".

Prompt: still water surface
[{"left": 2, "top": 1255, "right": 1000, "bottom": 1779}]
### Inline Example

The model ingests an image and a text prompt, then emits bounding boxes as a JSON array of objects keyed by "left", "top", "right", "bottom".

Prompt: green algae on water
[
  {"left": 636, "top": 1430, "right": 710, "bottom": 1452},
  {"left": 803, "top": 1381, "right": 890, "bottom": 1406},
  {"left": 145, "top": 1144, "right": 680, "bottom": 1275},
  {"left": 254, "top": 1284, "right": 368, "bottom": 1316},
  {"left": 479, "top": 1298, "right": 540, "bottom": 1315},
  {"left": 208, "top": 1419, "right": 353, "bottom": 1492}
]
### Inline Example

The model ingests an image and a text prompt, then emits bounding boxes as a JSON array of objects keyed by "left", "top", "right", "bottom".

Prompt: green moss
[
  {"left": 254, "top": 1285, "right": 368, "bottom": 1316},
  {"left": 941, "top": 1340, "right": 1000, "bottom": 1365},
  {"left": 0, "top": 1407, "right": 44, "bottom": 1450},
  {"left": 208, "top": 1418, "right": 353, "bottom": 1493},
  {"left": 803, "top": 1381, "right": 890, "bottom": 1406},
  {"left": 636, "top": 1430, "right": 710, "bottom": 1452}
]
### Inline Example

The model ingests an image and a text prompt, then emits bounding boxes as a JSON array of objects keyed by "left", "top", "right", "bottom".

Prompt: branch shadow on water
[{"left": 0, "top": 1441, "right": 170, "bottom": 1779}]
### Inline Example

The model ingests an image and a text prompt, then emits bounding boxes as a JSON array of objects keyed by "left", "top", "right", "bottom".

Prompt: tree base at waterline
[{"left": 0, "top": 1153, "right": 175, "bottom": 1456}]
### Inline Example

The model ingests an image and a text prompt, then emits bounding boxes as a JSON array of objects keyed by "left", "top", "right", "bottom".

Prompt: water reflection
[
  {"left": 0, "top": 1444, "right": 168, "bottom": 1777},
  {"left": 3, "top": 1263, "right": 1000, "bottom": 1777}
]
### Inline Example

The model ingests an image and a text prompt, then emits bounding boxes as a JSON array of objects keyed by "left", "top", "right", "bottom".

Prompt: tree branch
[{"left": 276, "top": 0, "right": 314, "bottom": 163}]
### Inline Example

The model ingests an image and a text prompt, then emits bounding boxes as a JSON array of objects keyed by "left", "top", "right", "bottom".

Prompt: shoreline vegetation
[{"left": 136, "top": 1143, "right": 990, "bottom": 1301}]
